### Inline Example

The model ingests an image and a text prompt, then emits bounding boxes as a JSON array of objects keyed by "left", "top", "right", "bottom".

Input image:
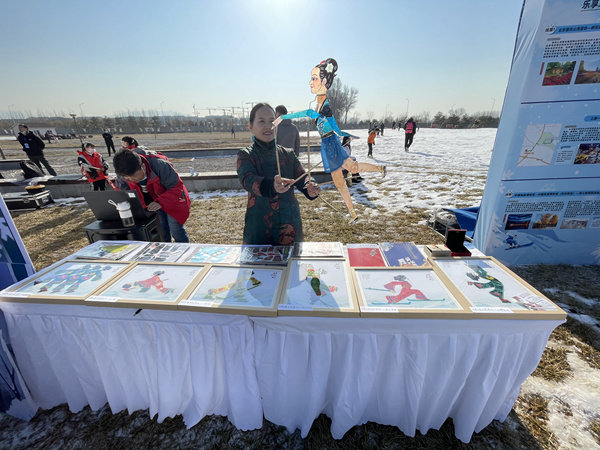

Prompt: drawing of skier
[
  {"left": 34, "top": 264, "right": 112, "bottom": 294},
  {"left": 383, "top": 274, "right": 427, "bottom": 304},
  {"left": 122, "top": 270, "right": 174, "bottom": 294},
  {"left": 204, "top": 270, "right": 261, "bottom": 301},
  {"left": 300, "top": 264, "right": 338, "bottom": 306},
  {"left": 505, "top": 234, "right": 518, "bottom": 249},
  {"left": 466, "top": 264, "right": 510, "bottom": 303}
]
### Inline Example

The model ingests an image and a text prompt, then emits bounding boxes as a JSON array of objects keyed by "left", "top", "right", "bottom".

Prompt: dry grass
[
  {"left": 590, "top": 419, "right": 600, "bottom": 446},
  {"left": 515, "top": 394, "right": 559, "bottom": 450},
  {"left": 532, "top": 347, "right": 572, "bottom": 382}
]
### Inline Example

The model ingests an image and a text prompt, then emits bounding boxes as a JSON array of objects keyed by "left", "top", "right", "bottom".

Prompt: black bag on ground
[{"left": 20, "top": 161, "right": 44, "bottom": 179}]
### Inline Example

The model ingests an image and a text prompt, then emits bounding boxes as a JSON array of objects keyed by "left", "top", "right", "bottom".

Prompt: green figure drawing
[
  {"left": 466, "top": 264, "right": 510, "bottom": 303},
  {"left": 303, "top": 264, "right": 337, "bottom": 305}
]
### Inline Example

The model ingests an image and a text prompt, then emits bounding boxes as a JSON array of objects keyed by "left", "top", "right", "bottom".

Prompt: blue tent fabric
[{"left": 448, "top": 207, "right": 479, "bottom": 238}]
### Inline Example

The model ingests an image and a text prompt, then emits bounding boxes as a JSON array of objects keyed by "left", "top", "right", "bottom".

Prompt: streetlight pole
[
  {"left": 490, "top": 97, "right": 496, "bottom": 116},
  {"left": 405, "top": 98, "right": 409, "bottom": 118},
  {"left": 160, "top": 100, "right": 166, "bottom": 126},
  {"left": 79, "top": 102, "right": 85, "bottom": 118},
  {"left": 70, "top": 113, "right": 83, "bottom": 145}
]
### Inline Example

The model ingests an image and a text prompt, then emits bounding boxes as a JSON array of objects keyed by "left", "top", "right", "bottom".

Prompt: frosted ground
[{"left": 1, "top": 128, "right": 599, "bottom": 448}]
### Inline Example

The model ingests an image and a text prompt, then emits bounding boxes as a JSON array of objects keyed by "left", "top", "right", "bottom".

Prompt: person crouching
[{"left": 113, "top": 150, "right": 191, "bottom": 243}]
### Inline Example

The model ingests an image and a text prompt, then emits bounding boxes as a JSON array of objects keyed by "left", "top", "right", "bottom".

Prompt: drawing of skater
[
  {"left": 382, "top": 274, "right": 427, "bottom": 304},
  {"left": 122, "top": 270, "right": 174, "bottom": 295},
  {"left": 204, "top": 270, "right": 261, "bottom": 301},
  {"left": 34, "top": 264, "right": 112, "bottom": 294},
  {"left": 466, "top": 264, "right": 510, "bottom": 303}
]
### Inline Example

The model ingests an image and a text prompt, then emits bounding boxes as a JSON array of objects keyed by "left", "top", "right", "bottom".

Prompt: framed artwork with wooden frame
[
  {"left": 72, "top": 240, "right": 149, "bottom": 261},
  {"left": 352, "top": 266, "right": 469, "bottom": 318},
  {"left": 177, "top": 264, "right": 285, "bottom": 316},
  {"left": 86, "top": 262, "right": 207, "bottom": 309},
  {"left": 0, "top": 260, "right": 132, "bottom": 305},
  {"left": 278, "top": 257, "right": 359, "bottom": 317},
  {"left": 430, "top": 256, "right": 566, "bottom": 320}
]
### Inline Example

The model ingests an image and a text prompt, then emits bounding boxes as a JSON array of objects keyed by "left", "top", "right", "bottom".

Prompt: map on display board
[{"left": 475, "top": 0, "right": 600, "bottom": 264}]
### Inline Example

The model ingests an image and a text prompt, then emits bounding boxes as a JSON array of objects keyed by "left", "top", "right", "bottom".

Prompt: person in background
[
  {"left": 121, "top": 136, "right": 146, "bottom": 155},
  {"left": 17, "top": 124, "right": 57, "bottom": 176},
  {"left": 367, "top": 127, "right": 378, "bottom": 158},
  {"left": 237, "top": 103, "right": 320, "bottom": 245},
  {"left": 380, "top": 121, "right": 385, "bottom": 135},
  {"left": 78, "top": 143, "right": 109, "bottom": 190},
  {"left": 404, "top": 117, "right": 418, "bottom": 151},
  {"left": 341, "top": 136, "right": 362, "bottom": 184},
  {"left": 275, "top": 105, "right": 301, "bottom": 156},
  {"left": 113, "top": 150, "right": 190, "bottom": 243},
  {"left": 102, "top": 129, "right": 116, "bottom": 156}
]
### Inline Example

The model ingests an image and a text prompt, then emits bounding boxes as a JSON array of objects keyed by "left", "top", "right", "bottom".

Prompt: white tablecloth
[
  {"left": 0, "top": 303, "right": 262, "bottom": 431},
  {"left": 1, "top": 302, "right": 562, "bottom": 443},
  {"left": 251, "top": 317, "right": 563, "bottom": 443}
]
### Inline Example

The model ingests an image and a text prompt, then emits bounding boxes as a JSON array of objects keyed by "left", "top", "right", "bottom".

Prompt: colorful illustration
[
  {"left": 542, "top": 61, "right": 576, "bottom": 86},
  {"left": 283, "top": 259, "right": 351, "bottom": 309},
  {"left": 187, "top": 266, "right": 283, "bottom": 308},
  {"left": 505, "top": 214, "right": 532, "bottom": 230},
  {"left": 434, "top": 259, "right": 557, "bottom": 311},
  {"left": 240, "top": 245, "right": 291, "bottom": 264},
  {"left": 134, "top": 243, "right": 190, "bottom": 263},
  {"left": 356, "top": 269, "right": 461, "bottom": 310},
  {"left": 73, "top": 241, "right": 147, "bottom": 261},
  {"left": 574, "top": 143, "right": 600, "bottom": 164},
  {"left": 13, "top": 262, "right": 127, "bottom": 297},
  {"left": 272, "top": 58, "right": 386, "bottom": 224},
  {"left": 346, "top": 244, "right": 386, "bottom": 267},
  {"left": 379, "top": 242, "right": 426, "bottom": 267},
  {"left": 98, "top": 265, "right": 203, "bottom": 302},
  {"left": 531, "top": 213, "right": 559, "bottom": 229},
  {"left": 184, "top": 244, "right": 242, "bottom": 264}
]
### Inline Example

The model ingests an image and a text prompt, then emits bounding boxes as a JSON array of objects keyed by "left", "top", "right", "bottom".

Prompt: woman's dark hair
[
  {"left": 84, "top": 142, "right": 95, "bottom": 149},
  {"left": 341, "top": 136, "right": 351, "bottom": 147},
  {"left": 316, "top": 58, "right": 338, "bottom": 89},
  {"left": 113, "top": 149, "right": 142, "bottom": 176},
  {"left": 121, "top": 136, "right": 139, "bottom": 147},
  {"left": 249, "top": 103, "right": 275, "bottom": 124}
]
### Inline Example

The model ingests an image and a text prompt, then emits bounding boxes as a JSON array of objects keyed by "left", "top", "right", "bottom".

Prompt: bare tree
[{"left": 327, "top": 78, "right": 359, "bottom": 125}]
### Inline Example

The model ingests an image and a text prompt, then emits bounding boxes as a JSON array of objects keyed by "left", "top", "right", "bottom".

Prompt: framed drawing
[
  {"left": 133, "top": 242, "right": 191, "bottom": 263},
  {"left": 87, "top": 263, "right": 206, "bottom": 309},
  {"left": 183, "top": 244, "right": 242, "bottom": 264},
  {"left": 0, "top": 260, "right": 131, "bottom": 304},
  {"left": 353, "top": 267, "right": 467, "bottom": 318},
  {"left": 431, "top": 256, "right": 566, "bottom": 319},
  {"left": 239, "top": 245, "right": 291, "bottom": 265},
  {"left": 379, "top": 242, "right": 428, "bottom": 267},
  {"left": 346, "top": 243, "right": 387, "bottom": 267},
  {"left": 178, "top": 265, "right": 284, "bottom": 316},
  {"left": 72, "top": 240, "right": 148, "bottom": 261},
  {"left": 293, "top": 241, "right": 344, "bottom": 258},
  {"left": 279, "top": 258, "right": 359, "bottom": 317}
]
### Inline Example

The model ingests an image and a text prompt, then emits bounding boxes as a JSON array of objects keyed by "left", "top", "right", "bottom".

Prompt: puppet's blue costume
[{"left": 280, "top": 99, "right": 357, "bottom": 173}]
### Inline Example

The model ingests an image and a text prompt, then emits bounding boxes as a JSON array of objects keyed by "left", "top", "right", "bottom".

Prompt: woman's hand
[
  {"left": 274, "top": 174, "right": 293, "bottom": 193},
  {"left": 305, "top": 181, "right": 320, "bottom": 198},
  {"left": 147, "top": 201, "right": 162, "bottom": 212},
  {"left": 272, "top": 117, "right": 283, "bottom": 128}
]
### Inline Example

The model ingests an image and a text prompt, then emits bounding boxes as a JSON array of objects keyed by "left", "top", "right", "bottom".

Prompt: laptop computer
[{"left": 83, "top": 190, "right": 153, "bottom": 222}]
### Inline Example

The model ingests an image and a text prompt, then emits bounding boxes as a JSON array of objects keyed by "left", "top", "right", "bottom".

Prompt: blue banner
[{"left": 475, "top": 0, "right": 600, "bottom": 265}]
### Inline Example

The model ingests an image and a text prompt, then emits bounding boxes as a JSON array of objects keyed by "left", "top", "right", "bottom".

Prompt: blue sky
[{"left": 0, "top": 0, "right": 524, "bottom": 119}]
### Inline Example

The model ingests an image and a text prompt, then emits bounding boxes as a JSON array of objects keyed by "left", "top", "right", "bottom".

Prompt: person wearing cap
[{"left": 17, "top": 124, "right": 57, "bottom": 176}]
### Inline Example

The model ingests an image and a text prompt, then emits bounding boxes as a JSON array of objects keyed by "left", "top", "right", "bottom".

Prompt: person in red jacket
[
  {"left": 113, "top": 150, "right": 191, "bottom": 243},
  {"left": 78, "top": 143, "right": 109, "bottom": 190}
]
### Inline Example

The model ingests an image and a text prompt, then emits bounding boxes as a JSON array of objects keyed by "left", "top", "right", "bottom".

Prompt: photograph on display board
[
  {"left": 346, "top": 244, "right": 387, "bottom": 267},
  {"left": 0, "top": 261, "right": 130, "bottom": 301},
  {"left": 292, "top": 241, "right": 344, "bottom": 258},
  {"left": 239, "top": 245, "right": 291, "bottom": 265},
  {"left": 542, "top": 61, "right": 576, "bottom": 86},
  {"left": 90, "top": 264, "right": 205, "bottom": 306},
  {"left": 574, "top": 143, "right": 600, "bottom": 165},
  {"left": 133, "top": 242, "right": 191, "bottom": 263},
  {"left": 280, "top": 258, "right": 358, "bottom": 316},
  {"left": 379, "top": 242, "right": 427, "bottom": 267},
  {"left": 72, "top": 241, "right": 148, "bottom": 261},
  {"left": 183, "top": 244, "right": 242, "bottom": 264},
  {"left": 178, "top": 266, "right": 283, "bottom": 315},
  {"left": 432, "top": 257, "right": 560, "bottom": 312},
  {"left": 574, "top": 58, "right": 600, "bottom": 84},
  {"left": 504, "top": 214, "right": 532, "bottom": 230},
  {"left": 531, "top": 213, "right": 559, "bottom": 229},
  {"left": 354, "top": 268, "right": 464, "bottom": 315}
]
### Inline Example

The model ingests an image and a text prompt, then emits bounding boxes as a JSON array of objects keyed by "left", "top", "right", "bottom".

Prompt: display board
[{"left": 474, "top": 0, "right": 600, "bottom": 264}]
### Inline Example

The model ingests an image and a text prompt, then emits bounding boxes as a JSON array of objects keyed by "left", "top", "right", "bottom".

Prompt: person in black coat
[
  {"left": 17, "top": 124, "right": 57, "bottom": 176},
  {"left": 102, "top": 129, "right": 116, "bottom": 156}
]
